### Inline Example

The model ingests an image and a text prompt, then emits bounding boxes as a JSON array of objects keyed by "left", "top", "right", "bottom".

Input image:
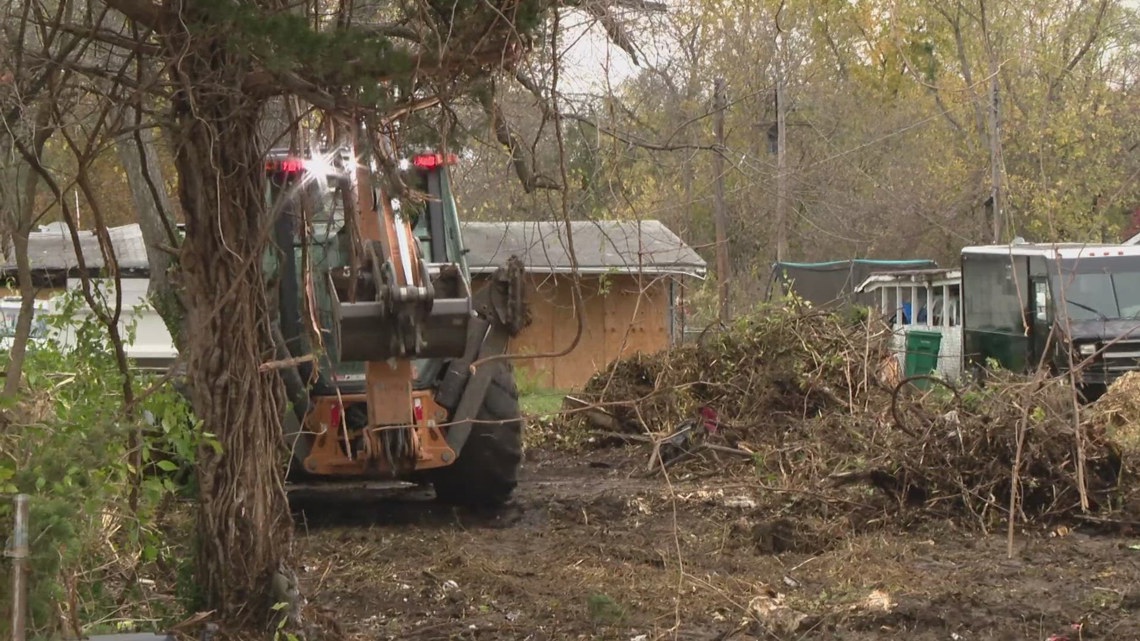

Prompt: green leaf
[
  {"left": 156, "top": 460, "right": 179, "bottom": 472},
  {"left": 203, "top": 435, "right": 223, "bottom": 455}
]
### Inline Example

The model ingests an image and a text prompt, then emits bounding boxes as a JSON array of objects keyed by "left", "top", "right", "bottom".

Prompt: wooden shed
[{"left": 462, "top": 220, "right": 707, "bottom": 390}]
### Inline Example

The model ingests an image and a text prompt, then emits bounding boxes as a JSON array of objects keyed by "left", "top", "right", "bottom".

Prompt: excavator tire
[{"left": 431, "top": 362, "right": 523, "bottom": 508}]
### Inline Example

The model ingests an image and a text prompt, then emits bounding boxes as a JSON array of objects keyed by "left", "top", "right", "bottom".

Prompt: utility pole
[
  {"left": 986, "top": 72, "right": 1004, "bottom": 243},
  {"left": 774, "top": 31, "right": 788, "bottom": 262},
  {"left": 981, "top": 0, "right": 1004, "bottom": 244},
  {"left": 712, "top": 78, "right": 731, "bottom": 324}
]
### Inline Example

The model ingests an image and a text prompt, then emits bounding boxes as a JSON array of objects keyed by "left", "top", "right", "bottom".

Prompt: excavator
[{"left": 263, "top": 144, "right": 528, "bottom": 508}]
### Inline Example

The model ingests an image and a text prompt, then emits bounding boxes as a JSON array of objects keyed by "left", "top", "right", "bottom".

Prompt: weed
[
  {"left": 0, "top": 286, "right": 199, "bottom": 638},
  {"left": 586, "top": 592, "right": 626, "bottom": 626}
]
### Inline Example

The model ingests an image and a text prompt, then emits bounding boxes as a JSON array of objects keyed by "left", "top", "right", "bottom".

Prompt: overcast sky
[
  {"left": 557, "top": 0, "right": 1140, "bottom": 95},
  {"left": 557, "top": 10, "right": 650, "bottom": 95}
]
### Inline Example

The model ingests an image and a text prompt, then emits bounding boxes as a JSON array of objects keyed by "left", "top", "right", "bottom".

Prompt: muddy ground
[{"left": 292, "top": 445, "right": 1140, "bottom": 641}]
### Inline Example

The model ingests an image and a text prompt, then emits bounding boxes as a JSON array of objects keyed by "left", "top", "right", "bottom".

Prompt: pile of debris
[
  {"left": 1088, "top": 371, "right": 1140, "bottom": 457},
  {"left": 862, "top": 371, "right": 1123, "bottom": 521},
  {"left": 563, "top": 303, "right": 1135, "bottom": 526},
  {"left": 573, "top": 306, "right": 892, "bottom": 436}
]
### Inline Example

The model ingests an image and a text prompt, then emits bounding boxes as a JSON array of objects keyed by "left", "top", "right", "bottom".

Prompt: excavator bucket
[{"left": 334, "top": 262, "right": 473, "bottom": 362}]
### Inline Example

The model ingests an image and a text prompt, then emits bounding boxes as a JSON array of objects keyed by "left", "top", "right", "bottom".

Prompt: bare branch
[
  {"left": 49, "top": 23, "right": 161, "bottom": 55},
  {"left": 101, "top": 0, "right": 168, "bottom": 30},
  {"left": 565, "top": 0, "right": 667, "bottom": 11},
  {"left": 1047, "top": 0, "right": 1111, "bottom": 100},
  {"left": 477, "top": 79, "right": 561, "bottom": 192},
  {"left": 514, "top": 70, "right": 718, "bottom": 153},
  {"left": 357, "top": 23, "right": 423, "bottom": 42},
  {"left": 562, "top": 0, "right": 646, "bottom": 65}
]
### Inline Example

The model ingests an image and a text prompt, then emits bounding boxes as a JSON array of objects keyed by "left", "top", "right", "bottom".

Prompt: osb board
[
  {"left": 0, "top": 286, "right": 62, "bottom": 300},
  {"left": 548, "top": 276, "right": 610, "bottom": 390},
  {"left": 472, "top": 273, "right": 671, "bottom": 390},
  {"left": 602, "top": 275, "right": 668, "bottom": 363},
  {"left": 507, "top": 274, "right": 558, "bottom": 389}
]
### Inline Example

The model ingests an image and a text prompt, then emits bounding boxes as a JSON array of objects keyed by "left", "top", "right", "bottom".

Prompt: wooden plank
[
  {"left": 551, "top": 275, "right": 606, "bottom": 389},
  {"left": 513, "top": 275, "right": 557, "bottom": 389}
]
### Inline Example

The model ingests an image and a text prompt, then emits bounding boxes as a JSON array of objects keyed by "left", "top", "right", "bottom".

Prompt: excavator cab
[{"left": 266, "top": 148, "right": 528, "bottom": 507}]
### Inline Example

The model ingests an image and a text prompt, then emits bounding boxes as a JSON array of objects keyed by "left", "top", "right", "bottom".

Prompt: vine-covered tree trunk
[{"left": 168, "top": 36, "right": 290, "bottom": 627}]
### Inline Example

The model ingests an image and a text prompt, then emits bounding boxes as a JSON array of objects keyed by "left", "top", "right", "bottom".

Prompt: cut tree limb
[{"left": 259, "top": 354, "right": 317, "bottom": 373}]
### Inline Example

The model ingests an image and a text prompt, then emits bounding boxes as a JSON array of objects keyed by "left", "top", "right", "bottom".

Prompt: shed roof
[
  {"left": 1126, "top": 231, "right": 1140, "bottom": 246},
  {"left": 1, "top": 222, "right": 150, "bottom": 277},
  {"left": 460, "top": 220, "right": 706, "bottom": 277},
  {"left": 3, "top": 219, "right": 707, "bottom": 280}
]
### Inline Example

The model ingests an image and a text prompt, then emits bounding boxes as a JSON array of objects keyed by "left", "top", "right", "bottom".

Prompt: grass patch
[
  {"left": 520, "top": 388, "right": 594, "bottom": 450},
  {"left": 520, "top": 388, "right": 568, "bottom": 419}
]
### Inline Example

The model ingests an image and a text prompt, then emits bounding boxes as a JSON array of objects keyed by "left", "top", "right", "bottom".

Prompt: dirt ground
[{"left": 292, "top": 445, "right": 1140, "bottom": 641}]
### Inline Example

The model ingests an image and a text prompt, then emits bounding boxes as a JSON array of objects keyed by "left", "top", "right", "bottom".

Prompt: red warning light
[
  {"left": 265, "top": 158, "right": 305, "bottom": 174},
  {"left": 411, "top": 153, "right": 458, "bottom": 170}
]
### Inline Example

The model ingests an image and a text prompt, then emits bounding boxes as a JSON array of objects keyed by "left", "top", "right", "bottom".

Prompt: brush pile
[
  {"left": 1088, "top": 371, "right": 1140, "bottom": 457},
  {"left": 567, "top": 302, "right": 1134, "bottom": 526},
  {"left": 872, "top": 371, "right": 1122, "bottom": 522},
  {"left": 579, "top": 306, "right": 892, "bottom": 435}
]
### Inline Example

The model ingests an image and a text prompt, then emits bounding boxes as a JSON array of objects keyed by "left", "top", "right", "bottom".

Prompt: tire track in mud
[{"left": 287, "top": 450, "right": 661, "bottom": 531}]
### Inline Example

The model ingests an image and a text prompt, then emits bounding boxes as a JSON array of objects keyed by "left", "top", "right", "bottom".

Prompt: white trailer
[
  {"left": 856, "top": 268, "right": 963, "bottom": 383},
  {"left": 0, "top": 278, "right": 178, "bottom": 370}
]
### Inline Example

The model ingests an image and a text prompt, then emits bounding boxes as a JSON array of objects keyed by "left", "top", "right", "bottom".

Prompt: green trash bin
[{"left": 904, "top": 330, "right": 943, "bottom": 388}]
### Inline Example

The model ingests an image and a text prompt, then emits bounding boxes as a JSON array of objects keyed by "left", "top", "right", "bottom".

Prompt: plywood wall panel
[{"left": 471, "top": 274, "right": 674, "bottom": 390}]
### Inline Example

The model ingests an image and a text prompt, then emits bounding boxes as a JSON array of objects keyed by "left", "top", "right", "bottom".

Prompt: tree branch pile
[
  {"left": 566, "top": 303, "right": 1135, "bottom": 529},
  {"left": 578, "top": 303, "right": 893, "bottom": 436}
]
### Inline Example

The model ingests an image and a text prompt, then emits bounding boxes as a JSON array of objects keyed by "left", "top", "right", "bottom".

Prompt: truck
[
  {"left": 858, "top": 241, "right": 1140, "bottom": 396},
  {"left": 265, "top": 146, "right": 528, "bottom": 507},
  {"left": 961, "top": 242, "right": 1140, "bottom": 394}
]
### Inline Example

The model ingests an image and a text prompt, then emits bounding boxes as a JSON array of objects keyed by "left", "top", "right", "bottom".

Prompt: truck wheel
[{"left": 432, "top": 363, "right": 523, "bottom": 508}]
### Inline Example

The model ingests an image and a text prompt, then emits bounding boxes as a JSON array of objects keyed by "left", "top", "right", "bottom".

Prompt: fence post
[{"left": 6, "top": 494, "right": 29, "bottom": 641}]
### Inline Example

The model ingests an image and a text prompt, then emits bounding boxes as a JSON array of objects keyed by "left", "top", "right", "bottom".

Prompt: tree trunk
[
  {"left": 980, "top": 0, "right": 1005, "bottom": 244},
  {"left": 1, "top": 110, "right": 51, "bottom": 398},
  {"left": 168, "top": 37, "right": 290, "bottom": 628},
  {"left": 3, "top": 227, "right": 37, "bottom": 397},
  {"left": 115, "top": 106, "right": 185, "bottom": 350}
]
